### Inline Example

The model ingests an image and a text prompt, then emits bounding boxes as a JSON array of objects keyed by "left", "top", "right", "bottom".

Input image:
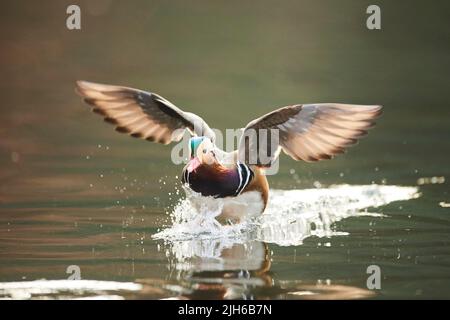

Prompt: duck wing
[
  {"left": 237, "top": 103, "right": 382, "bottom": 166},
  {"left": 76, "top": 81, "right": 215, "bottom": 144}
]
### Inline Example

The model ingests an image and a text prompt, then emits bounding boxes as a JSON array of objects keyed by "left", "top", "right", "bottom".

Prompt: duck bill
[{"left": 187, "top": 157, "right": 201, "bottom": 173}]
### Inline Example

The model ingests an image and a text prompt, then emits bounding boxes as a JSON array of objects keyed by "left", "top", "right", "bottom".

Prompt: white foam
[{"left": 153, "top": 184, "right": 419, "bottom": 257}]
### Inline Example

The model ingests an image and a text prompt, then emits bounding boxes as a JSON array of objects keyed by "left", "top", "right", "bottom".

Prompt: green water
[{"left": 0, "top": 0, "right": 449, "bottom": 299}]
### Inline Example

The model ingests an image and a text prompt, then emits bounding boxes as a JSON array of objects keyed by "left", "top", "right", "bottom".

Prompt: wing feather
[
  {"left": 76, "top": 81, "right": 215, "bottom": 144},
  {"left": 238, "top": 103, "right": 382, "bottom": 166}
]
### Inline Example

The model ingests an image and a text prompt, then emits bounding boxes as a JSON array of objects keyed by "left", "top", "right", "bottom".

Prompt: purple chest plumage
[{"left": 182, "top": 162, "right": 254, "bottom": 198}]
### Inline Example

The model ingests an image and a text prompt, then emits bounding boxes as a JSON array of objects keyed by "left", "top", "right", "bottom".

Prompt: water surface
[{"left": 1, "top": 0, "right": 450, "bottom": 299}]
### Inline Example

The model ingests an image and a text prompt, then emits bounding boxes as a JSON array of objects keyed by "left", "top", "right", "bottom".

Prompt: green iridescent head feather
[{"left": 189, "top": 137, "right": 205, "bottom": 158}]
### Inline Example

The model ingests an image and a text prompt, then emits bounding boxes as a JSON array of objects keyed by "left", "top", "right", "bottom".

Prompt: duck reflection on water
[{"left": 161, "top": 240, "right": 272, "bottom": 300}]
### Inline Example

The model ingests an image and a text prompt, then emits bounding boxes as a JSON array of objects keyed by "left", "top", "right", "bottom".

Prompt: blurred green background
[
  {"left": 0, "top": 0, "right": 449, "bottom": 299},
  {"left": 1, "top": 0, "right": 449, "bottom": 208}
]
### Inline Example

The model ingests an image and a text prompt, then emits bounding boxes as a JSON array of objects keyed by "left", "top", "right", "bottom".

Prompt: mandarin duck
[{"left": 76, "top": 81, "right": 382, "bottom": 222}]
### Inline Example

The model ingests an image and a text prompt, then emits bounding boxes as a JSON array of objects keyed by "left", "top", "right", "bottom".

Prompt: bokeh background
[{"left": 0, "top": 0, "right": 449, "bottom": 299}]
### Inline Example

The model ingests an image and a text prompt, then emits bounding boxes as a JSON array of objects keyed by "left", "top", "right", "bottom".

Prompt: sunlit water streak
[
  {"left": 154, "top": 185, "right": 420, "bottom": 262},
  {"left": 0, "top": 280, "right": 142, "bottom": 300}
]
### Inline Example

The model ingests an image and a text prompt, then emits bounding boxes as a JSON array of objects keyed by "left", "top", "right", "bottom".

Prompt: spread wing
[
  {"left": 76, "top": 81, "right": 215, "bottom": 144},
  {"left": 238, "top": 103, "right": 382, "bottom": 165}
]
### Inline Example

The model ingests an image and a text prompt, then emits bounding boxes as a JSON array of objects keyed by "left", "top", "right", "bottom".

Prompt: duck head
[{"left": 187, "top": 136, "right": 217, "bottom": 173}]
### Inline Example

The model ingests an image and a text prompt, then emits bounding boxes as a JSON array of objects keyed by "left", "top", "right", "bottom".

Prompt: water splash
[
  {"left": 257, "top": 184, "right": 419, "bottom": 246},
  {"left": 154, "top": 185, "right": 419, "bottom": 254}
]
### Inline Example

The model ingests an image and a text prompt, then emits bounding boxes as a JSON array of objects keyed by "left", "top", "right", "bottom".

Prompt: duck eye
[{"left": 203, "top": 149, "right": 207, "bottom": 154}]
